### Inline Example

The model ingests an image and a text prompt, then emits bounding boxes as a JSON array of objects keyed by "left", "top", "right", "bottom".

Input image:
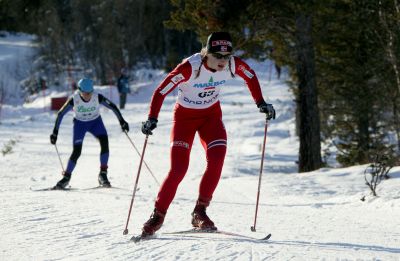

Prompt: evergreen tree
[
  {"left": 167, "top": 0, "right": 323, "bottom": 172},
  {"left": 10, "top": 0, "right": 200, "bottom": 85},
  {"left": 317, "top": 0, "right": 396, "bottom": 165}
]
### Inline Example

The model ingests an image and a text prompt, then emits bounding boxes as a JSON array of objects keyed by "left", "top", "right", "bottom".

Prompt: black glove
[
  {"left": 120, "top": 120, "right": 129, "bottom": 132},
  {"left": 257, "top": 101, "right": 276, "bottom": 120},
  {"left": 141, "top": 118, "right": 158, "bottom": 135},
  {"left": 50, "top": 131, "right": 58, "bottom": 145}
]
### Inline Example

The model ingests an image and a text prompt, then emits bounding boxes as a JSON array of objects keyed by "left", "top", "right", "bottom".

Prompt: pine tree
[
  {"left": 316, "top": 0, "right": 396, "bottom": 165},
  {"left": 167, "top": 0, "right": 323, "bottom": 172}
]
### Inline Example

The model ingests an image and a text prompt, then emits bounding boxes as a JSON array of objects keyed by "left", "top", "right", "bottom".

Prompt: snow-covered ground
[{"left": 0, "top": 34, "right": 399, "bottom": 261}]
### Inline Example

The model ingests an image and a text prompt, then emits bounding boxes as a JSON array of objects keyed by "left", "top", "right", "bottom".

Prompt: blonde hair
[{"left": 194, "top": 48, "right": 234, "bottom": 79}]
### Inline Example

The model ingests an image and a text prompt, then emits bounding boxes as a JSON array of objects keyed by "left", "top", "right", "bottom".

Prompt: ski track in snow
[{"left": 1, "top": 37, "right": 400, "bottom": 260}]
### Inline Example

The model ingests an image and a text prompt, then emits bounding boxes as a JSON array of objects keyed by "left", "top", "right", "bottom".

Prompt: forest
[{"left": 1, "top": 0, "right": 399, "bottom": 171}]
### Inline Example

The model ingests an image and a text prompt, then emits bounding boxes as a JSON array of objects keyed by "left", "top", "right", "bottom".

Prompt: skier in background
[
  {"left": 50, "top": 78, "right": 129, "bottom": 189},
  {"left": 139, "top": 32, "right": 276, "bottom": 237},
  {"left": 117, "top": 68, "right": 130, "bottom": 109}
]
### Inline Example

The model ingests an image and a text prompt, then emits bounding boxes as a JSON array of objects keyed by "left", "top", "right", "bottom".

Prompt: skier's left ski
[
  {"left": 164, "top": 228, "right": 271, "bottom": 241},
  {"left": 130, "top": 234, "right": 156, "bottom": 243},
  {"left": 30, "top": 185, "right": 131, "bottom": 191},
  {"left": 30, "top": 186, "right": 76, "bottom": 191}
]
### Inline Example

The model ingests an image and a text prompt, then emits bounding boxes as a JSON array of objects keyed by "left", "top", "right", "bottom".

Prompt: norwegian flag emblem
[{"left": 212, "top": 40, "right": 232, "bottom": 46}]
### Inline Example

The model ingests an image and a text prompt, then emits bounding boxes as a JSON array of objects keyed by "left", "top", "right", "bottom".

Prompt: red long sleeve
[
  {"left": 234, "top": 57, "right": 265, "bottom": 105},
  {"left": 149, "top": 61, "right": 192, "bottom": 119}
]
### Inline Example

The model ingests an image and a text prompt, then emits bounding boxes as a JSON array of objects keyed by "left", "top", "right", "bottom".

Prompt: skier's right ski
[{"left": 80, "top": 185, "right": 131, "bottom": 191}]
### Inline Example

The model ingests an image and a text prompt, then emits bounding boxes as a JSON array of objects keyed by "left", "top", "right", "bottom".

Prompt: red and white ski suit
[{"left": 148, "top": 53, "right": 265, "bottom": 213}]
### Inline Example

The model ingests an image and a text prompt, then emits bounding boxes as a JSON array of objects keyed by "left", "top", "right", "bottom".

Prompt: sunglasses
[{"left": 211, "top": 53, "right": 232, "bottom": 60}]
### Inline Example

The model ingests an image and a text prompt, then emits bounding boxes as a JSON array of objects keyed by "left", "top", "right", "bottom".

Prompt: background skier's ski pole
[
  {"left": 123, "top": 134, "right": 149, "bottom": 235},
  {"left": 251, "top": 117, "right": 269, "bottom": 232},
  {"left": 124, "top": 131, "right": 160, "bottom": 186},
  {"left": 54, "top": 144, "right": 65, "bottom": 172}
]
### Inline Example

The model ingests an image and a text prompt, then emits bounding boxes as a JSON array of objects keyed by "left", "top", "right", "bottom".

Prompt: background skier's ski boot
[
  {"left": 191, "top": 199, "right": 217, "bottom": 230},
  {"left": 141, "top": 208, "right": 166, "bottom": 237},
  {"left": 98, "top": 168, "right": 111, "bottom": 187},
  {"left": 54, "top": 171, "right": 71, "bottom": 189}
]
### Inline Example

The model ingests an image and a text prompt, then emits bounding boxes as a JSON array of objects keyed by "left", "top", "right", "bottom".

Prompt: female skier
[
  {"left": 50, "top": 78, "right": 129, "bottom": 189},
  {"left": 140, "top": 32, "right": 276, "bottom": 237}
]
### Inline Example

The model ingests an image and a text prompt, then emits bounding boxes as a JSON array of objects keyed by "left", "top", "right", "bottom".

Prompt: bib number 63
[{"left": 198, "top": 90, "right": 215, "bottom": 98}]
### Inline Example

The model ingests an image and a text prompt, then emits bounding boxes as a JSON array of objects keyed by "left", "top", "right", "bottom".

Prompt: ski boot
[
  {"left": 141, "top": 208, "right": 166, "bottom": 237},
  {"left": 98, "top": 169, "right": 111, "bottom": 188},
  {"left": 191, "top": 200, "right": 217, "bottom": 230},
  {"left": 54, "top": 172, "right": 71, "bottom": 189}
]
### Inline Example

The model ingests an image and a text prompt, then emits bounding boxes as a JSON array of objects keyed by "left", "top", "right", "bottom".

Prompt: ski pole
[
  {"left": 124, "top": 131, "right": 160, "bottom": 186},
  {"left": 54, "top": 144, "right": 65, "bottom": 172},
  {"left": 123, "top": 134, "right": 149, "bottom": 235},
  {"left": 251, "top": 117, "right": 269, "bottom": 232}
]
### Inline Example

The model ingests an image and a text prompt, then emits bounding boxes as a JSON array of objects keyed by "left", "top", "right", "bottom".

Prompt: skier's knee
[
  {"left": 207, "top": 142, "right": 227, "bottom": 161},
  {"left": 98, "top": 135, "right": 109, "bottom": 154},
  {"left": 70, "top": 143, "right": 82, "bottom": 162}
]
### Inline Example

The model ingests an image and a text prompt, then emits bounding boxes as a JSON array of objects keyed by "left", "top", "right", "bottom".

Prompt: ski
[
  {"left": 164, "top": 228, "right": 271, "bottom": 241},
  {"left": 130, "top": 228, "right": 271, "bottom": 242},
  {"left": 216, "top": 230, "right": 271, "bottom": 241},
  {"left": 29, "top": 185, "right": 129, "bottom": 191},
  {"left": 80, "top": 185, "right": 130, "bottom": 191},
  {"left": 130, "top": 234, "right": 155, "bottom": 243},
  {"left": 29, "top": 186, "right": 75, "bottom": 191}
]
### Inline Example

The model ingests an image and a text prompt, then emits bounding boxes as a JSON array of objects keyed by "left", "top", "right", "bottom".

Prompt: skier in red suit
[{"left": 140, "top": 32, "right": 276, "bottom": 237}]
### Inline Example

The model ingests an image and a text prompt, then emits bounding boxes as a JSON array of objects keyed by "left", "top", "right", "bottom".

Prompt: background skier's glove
[
  {"left": 120, "top": 119, "right": 129, "bottom": 132},
  {"left": 141, "top": 118, "right": 158, "bottom": 135},
  {"left": 257, "top": 101, "right": 276, "bottom": 120},
  {"left": 50, "top": 131, "right": 58, "bottom": 145}
]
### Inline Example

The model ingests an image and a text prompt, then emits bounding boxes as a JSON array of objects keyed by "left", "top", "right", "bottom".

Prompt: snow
[
  {"left": 1, "top": 34, "right": 399, "bottom": 261},
  {"left": 0, "top": 32, "right": 37, "bottom": 105}
]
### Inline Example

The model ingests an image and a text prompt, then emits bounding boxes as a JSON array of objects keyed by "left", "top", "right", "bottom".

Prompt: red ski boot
[
  {"left": 191, "top": 200, "right": 217, "bottom": 230},
  {"left": 141, "top": 208, "right": 166, "bottom": 236}
]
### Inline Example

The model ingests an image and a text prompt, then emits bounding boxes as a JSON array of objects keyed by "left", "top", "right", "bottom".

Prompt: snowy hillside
[
  {"left": 1, "top": 34, "right": 399, "bottom": 261},
  {"left": 0, "top": 32, "right": 37, "bottom": 105}
]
